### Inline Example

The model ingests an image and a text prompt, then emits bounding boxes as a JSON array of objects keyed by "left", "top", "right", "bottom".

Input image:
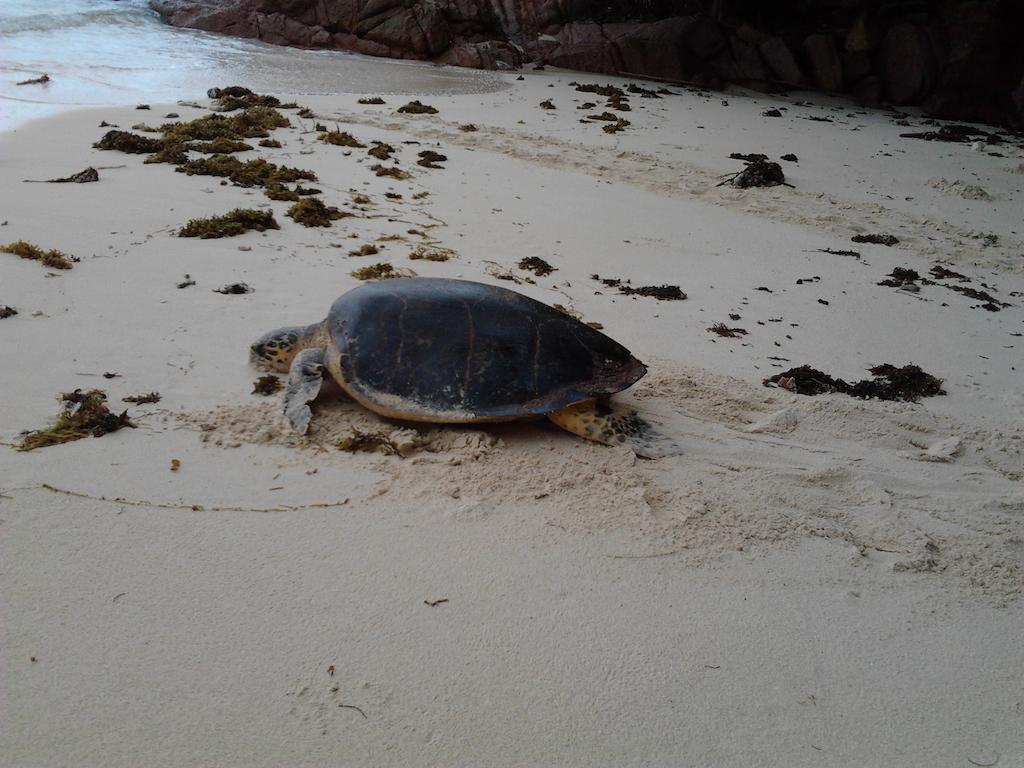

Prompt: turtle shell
[{"left": 326, "top": 277, "right": 647, "bottom": 421}]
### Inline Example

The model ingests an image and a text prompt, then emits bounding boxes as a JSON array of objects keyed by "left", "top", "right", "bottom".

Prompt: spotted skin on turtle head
[
  {"left": 249, "top": 323, "right": 324, "bottom": 372},
  {"left": 548, "top": 399, "right": 681, "bottom": 459}
]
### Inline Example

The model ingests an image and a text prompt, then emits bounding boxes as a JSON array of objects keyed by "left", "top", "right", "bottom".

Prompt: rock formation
[{"left": 150, "top": 0, "right": 1024, "bottom": 128}]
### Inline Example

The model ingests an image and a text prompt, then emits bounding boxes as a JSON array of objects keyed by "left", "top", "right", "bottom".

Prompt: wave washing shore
[
  {"left": 0, "top": 0, "right": 502, "bottom": 130},
  {"left": 1, "top": 25, "right": 1023, "bottom": 768}
]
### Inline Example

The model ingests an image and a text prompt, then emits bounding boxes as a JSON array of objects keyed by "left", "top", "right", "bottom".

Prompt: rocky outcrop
[{"left": 150, "top": 0, "right": 1024, "bottom": 128}]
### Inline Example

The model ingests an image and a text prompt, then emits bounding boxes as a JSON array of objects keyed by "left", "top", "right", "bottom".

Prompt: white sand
[{"left": 1, "top": 71, "right": 1022, "bottom": 767}]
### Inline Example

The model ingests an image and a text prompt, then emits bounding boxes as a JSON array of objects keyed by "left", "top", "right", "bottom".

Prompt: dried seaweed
[
  {"left": 417, "top": 150, "right": 447, "bottom": 168},
  {"left": 368, "top": 141, "right": 395, "bottom": 160},
  {"left": 408, "top": 245, "right": 452, "bottom": 262},
  {"left": 592, "top": 274, "right": 686, "bottom": 301},
  {"left": 518, "top": 256, "right": 556, "bottom": 276},
  {"left": 1, "top": 240, "right": 76, "bottom": 270},
  {"left": 371, "top": 164, "right": 411, "bottom": 180},
  {"left": 350, "top": 263, "right": 398, "bottom": 280},
  {"left": 18, "top": 389, "right": 134, "bottom": 451},
  {"left": 319, "top": 131, "right": 365, "bottom": 148},
  {"left": 179, "top": 208, "right": 279, "bottom": 238},
  {"left": 764, "top": 364, "right": 944, "bottom": 401},
  {"left": 852, "top": 233, "right": 899, "bottom": 246},
  {"left": 708, "top": 323, "right": 747, "bottom": 337},
  {"left": 286, "top": 198, "right": 346, "bottom": 227}
]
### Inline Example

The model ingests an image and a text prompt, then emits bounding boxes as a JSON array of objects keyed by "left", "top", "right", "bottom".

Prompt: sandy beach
[{"left": 1, "top": 69, "right": 1022, "bottom": 767}]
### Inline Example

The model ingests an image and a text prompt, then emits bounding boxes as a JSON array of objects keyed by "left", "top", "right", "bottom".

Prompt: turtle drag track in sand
[{"left": 180, "top": 363, "right": 1023, "bottom": 604}]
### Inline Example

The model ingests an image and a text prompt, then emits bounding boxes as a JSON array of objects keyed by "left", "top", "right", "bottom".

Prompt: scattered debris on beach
[
  {"left": 286, "top": 198, "right": 346, "bottom": 227},
  {"left": 1, "top": 240, "right": 77, "bottom": 270},
  {"left": 818, "top": 248, "right": 860, "bottom": 258},
  {"left": 214, "top": 282, "right": 253, "bottom": 294},
  {"left": 592, "top": 274, "right": 686, "bottom": 300},
  {"left": 30, "top": 167, "right": 99, "bottom": 184},
  {"left": 719, "top": 158, "right": 787, "bottom": 188},
  {"left": 899, "top": 123, "right": 1001, "bottom": 144},
  {"left": 122, "top": 392, "right": 161, "bottom": 405},
  {"left": 179, "top": 208, "right": 279, "bottom": 238},
  {"left": 852, "top": 233, "right": 899, "bottom": 246},
  {"left": 397, "top": 101, "right": 438, "bottom": 115},
  {"left": 18, "top": 389, "right": 133, "bottom": 451},
  {"left": 708, "top": 323, "right": 748, "bottom": 338},
  {"left": 176, "top": 275, "right": 196, "bottom": 289},
  {"left": 16, "top": 74, "right": 50, "bottom": 86},
  {"left": 252, "top": 376, "right": 282, "bottom": 396},
  {"left": 539, "top": 100, "right": 556, "bottom": 110},
  {"left": 0, "top": 305, "right": 17, "bottom": 319},
  {"left": 518, "top": 257, "right": 556, "bottom": 277},
  {"left": 459, "top": 124, "right": 478, "bottom": 132},
  {"left": 878, "top": 266, "right": 1009, "bottom": 311},
  {"left": 764, "top": 364, "right": 944, "bottom": 401}
]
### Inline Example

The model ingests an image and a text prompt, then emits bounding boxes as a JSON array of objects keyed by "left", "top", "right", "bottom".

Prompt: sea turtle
[{"left": 250, "top": 277, "right": 678, "bottom": 458}]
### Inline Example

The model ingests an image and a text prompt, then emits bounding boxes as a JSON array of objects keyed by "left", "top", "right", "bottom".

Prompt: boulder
[
  {"left": 758, "top": 36, "right": 807, "bottom": 87},
  {"left": 802, "top": 33, "right": 843, "bottom": 92},
  {"left": 730, "top": 37, "right": 769, "bottom": 82},
  {"left": 877, "top": 24, "right": 938, "bottom": 104},
  {"left": 682, "top": 16, "right": 726, "bottom": 59}
]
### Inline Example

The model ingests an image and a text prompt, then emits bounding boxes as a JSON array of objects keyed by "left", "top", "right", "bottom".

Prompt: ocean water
[{"left": 0, "top": 0, "right": 503, "bottom": 130}]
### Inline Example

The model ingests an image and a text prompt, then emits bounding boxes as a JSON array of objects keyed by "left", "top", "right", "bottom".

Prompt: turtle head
[{"left": 250, "top": 322, "right": 324, "bottom": 372}]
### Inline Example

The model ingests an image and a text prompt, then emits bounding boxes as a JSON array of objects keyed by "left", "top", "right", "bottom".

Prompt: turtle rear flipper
[
  {"left": 548, "top": 399, "right": 681, "bottom": 459},
  {"left": 285, "top": 348, "right": 327, "bottom": 434}
]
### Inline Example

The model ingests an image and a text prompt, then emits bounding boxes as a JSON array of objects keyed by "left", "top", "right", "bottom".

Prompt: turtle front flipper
[
  {"left": 285, "top": 348, "right": 327, "bottom": 434},
  {"left": 548, "top": 399, "right": 681, "bottom": 459}
]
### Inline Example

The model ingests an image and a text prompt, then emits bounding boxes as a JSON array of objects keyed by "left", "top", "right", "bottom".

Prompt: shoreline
[{"left": 2, "top": 72, "right": 1022, "bottom": 766}]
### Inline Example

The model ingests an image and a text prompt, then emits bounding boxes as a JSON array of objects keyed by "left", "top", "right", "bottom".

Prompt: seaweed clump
[
  {"left": 852, "top": 233, "right": 899, "bottom": 246},
  {"left": 397, "top": 101, "right": 438, "bottom": 115},
  {"left": 351, "top": 262, "right": 398, "bottom": 280},
  {"left": 0, "top": 305, "right": 17, "bottom": 319},
  {"left": 368, "top": 142, "right": 395, "bottom": 160},
  {"left": 371, "top": 164, "right": 411, "bottom": 180},
  {"left": 177, "top": 155, "right": 316, "bottom": 191},
  {"left": 179, "top": 208, "right": 280, "bottom": 238},
  {"left": 358, "top": 97, "right": 386, "bottom": 105},
  {"left": 518, "top": 256, "right": 556, "bottom": 276},
  {"left": 259, "top": 138, "right": 282, "bottom": 148},
  {"left": 348, "top": 244, "right": 379, "bottom": 256},
  {"left": 1, "top": 240, "right": 77, "bottom": 270},
  {"left": 286, "top": 198, "right": 346, "bottom": 227},
  {"left": 408, "top": 245, "right": 453, "bottom": 262},
  {"left": 764, "top": 364, "right": 945, "bottom": 401},
  {"left": 93, "top": 130, "right": 162, "bottom": 154},
  {"left": 592, "top": 274, "right": 686, "bottom": 301},
  {"left": 18, "top": 389, "right": 134, "bottom": 451},
  {"left": 417, "top": 150, "right": 447, "bottom": 168},
  {"left": 319, "top": 130, "right": 365, "bottom": 147},
  {"left": 720, "top": 159, "right": 786, "bottom": 188}
]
